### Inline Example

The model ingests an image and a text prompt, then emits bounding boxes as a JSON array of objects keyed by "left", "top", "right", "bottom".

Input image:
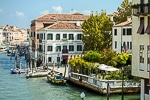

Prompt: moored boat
[
  {"left": 10, "top": 68, "right": 25, "bottom": 74},
  {"left": 47, "top": 71, "right": 67, "bottom": 85},
  {"left": 0, "top": 45, "right": 7, "bottom": 52}
]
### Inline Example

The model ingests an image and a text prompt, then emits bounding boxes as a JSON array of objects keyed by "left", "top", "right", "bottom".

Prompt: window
[
  {"left": 127, "top": 28, "right": 132, "bottom": 35},
  {"left": 137, "top": 17, "right": 144, "bottom": 34},
  {"left": 56, "top": 46, "right": 61, "bottom": 51},
  {"left": 57, "top": 57, "right": 60, "bottom": 62},
  {"left": 147, "top": 45, "right": 150, "bottom": 71},
  {"left": 127, "top": 42, "right": 129, "bottom": 49},
  {"left": 47, "top": 46, "right": 53, "bottom": 51},
  {"left": 140, "top": 0, "right": 144, "bottom": 13},
  {"left": 44, "top": 34, "right": 45, "bottom": 40},
  {"left": 63, "top": 34, "right": 67, "bottom": 38},
  {"left": 39, "top": 34, "right": 43, "bottom": 39},
  {"left": 37, "top": 34, "right": 39, "bottom": 39},
  {"left": 145, "top": 16, "right": 150, "bottom": 34},
  {"left": 63, "top": 45, "right": 67, "bottom": 50},
  {"left": 77, "top": 34, "right": 82, "bottom": 40},
  {"left": 56, "top": 34, "right": 60, "bottom": 40},
  {"left": 77, "top": 45, "right": 82, "bottom": 51},
  {"left": 123, "top": 29, "right": 126, "bottom": 35},
  {"left": 140, "top": 45, "right": 144, "bottom": 62},
  {"left": 114, "top": 29, "right": 117, "bottom": 36},
  {"left": 69, "top": 34, "right": 74, "bottom": 40},
  {"left": 130, "top": 42, "right": 132, "bottom": 49},
  {"left": 115, "top": 41, "right": 117, "bottom": 49},
  {"left": 48, "top": 57, "right": 52, "bottom": 62},
  {"left": 69, "top": 45, "right": 74, "bottom": 51},
  {"left": 47, "top": 33, "right": 53, "bottom": 40}
]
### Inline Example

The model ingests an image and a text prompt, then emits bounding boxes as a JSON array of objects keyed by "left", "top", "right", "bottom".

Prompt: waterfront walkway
[{"left": 69, "top": 72, "right": 140, "bottom": 95}]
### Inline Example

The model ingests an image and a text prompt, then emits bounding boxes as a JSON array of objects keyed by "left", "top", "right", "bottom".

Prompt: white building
[
  {"left": 36, "top": 21, "right": 84, "bottom": 65},
  {"left": 132, "top": 0, "right": 150, "bottom": 100},
  {"left": 0, "top": 28, "right": 3, "bottom": 45},
  {"left": 112, "top": 18, "right": 132, "bottom": 53}
]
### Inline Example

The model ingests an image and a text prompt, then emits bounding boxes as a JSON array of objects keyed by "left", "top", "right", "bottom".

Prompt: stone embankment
[{"left": 68, "top": 72, "right": 140, "bottom": 95}]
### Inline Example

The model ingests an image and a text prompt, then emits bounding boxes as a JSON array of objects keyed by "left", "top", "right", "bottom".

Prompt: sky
[{"left": 0, "top": 0, "right": 124, "bottom": 28}]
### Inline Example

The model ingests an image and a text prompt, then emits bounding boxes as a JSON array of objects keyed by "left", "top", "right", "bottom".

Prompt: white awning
[{"left": 98, "top": 64, "right": 119, "bottom": 71}]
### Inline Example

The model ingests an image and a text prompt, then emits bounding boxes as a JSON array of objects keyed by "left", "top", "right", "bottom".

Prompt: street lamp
[
  {"left": 122, "top": 66, "right": 124, "bottom": 100},
  {"left": 57, "top": 49, "right": 60, "bottom": 68},
  {"left": 80, "top": 92, "right": 85, "bottom": 100}
]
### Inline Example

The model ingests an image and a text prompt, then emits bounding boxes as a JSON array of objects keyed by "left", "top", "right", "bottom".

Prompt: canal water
[{"left": 0, "top": 52, "right": 140, "bottom": 100}]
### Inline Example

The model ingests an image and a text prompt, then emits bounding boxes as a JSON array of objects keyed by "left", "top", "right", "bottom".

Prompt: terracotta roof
[
  {"left": 39, "top": 22, "right": 82, "bottom": 30},
  {"left": 113, "top": 20, "right": 132, "bottom": 27},
  {"left": 33, "top": 13, "right": 89, "bottom": 22}
]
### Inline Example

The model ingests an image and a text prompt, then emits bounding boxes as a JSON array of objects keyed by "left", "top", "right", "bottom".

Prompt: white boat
[{"left": 0, "top": 45, "right": 7, "bottom": 52}]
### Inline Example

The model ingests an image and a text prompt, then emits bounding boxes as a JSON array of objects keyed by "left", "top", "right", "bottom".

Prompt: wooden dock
[{"left": 26, "top": 66, "right": 69, "bottom": 78}]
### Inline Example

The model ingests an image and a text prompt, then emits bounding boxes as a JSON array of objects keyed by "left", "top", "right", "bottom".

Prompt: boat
[
  {"left": 0, "top": 45, "right": 7, "bottom": 52},
  {"left": 47, "top": 71, "right": 67, "bottom": 85},
  {"left": 10, "top": 68, "right": 25, "bottom": 74}
]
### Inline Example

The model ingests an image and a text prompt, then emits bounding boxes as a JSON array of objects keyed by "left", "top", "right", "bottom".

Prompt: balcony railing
[{"left": 132, "top": 3, "right": 150, "bottom": 16}]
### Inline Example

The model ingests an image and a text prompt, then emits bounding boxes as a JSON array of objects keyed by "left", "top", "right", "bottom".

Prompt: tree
[
  {"left": 100, "top": 48, "right": 118, "bottom": 66},
  {"left": 83, "top": 51, "right": 101, "bottom": 63},
  {"left": 116, "top": 53, "right": 130, "bottom": 68},
  {"left": 113, "top": 0, "right": 132, "bottom": 24},
  {"left": 82, "top": 11, "right": 113, "bottom": 52}
]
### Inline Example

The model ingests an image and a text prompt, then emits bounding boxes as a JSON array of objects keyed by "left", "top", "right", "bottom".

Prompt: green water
[{"left": 0, "top": 52, "right": 140, "bottom": 100}]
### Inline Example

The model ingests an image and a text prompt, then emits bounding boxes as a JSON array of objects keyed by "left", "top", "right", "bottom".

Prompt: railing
[
  {"left": 70, "top": 72, "right": 140, "bottom": 89},
  {"left": 132, "top": 3, "right": 150, "bottom": 16}
]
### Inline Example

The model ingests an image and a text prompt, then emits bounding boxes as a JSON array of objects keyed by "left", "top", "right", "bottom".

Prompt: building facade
[
  {"left": 0, "top": 25, "right": 29, "bottom": 45},
  {"left": 112, "top": 18, "right": 132, "bottom": 53},
  {"left": 30, "top": 13, "right": 89, "bottom": 66},
  {"left": 36, "top": 22, "right": 84, "bottom": 65},
  {"left": 132, "top": 0, "right": 150, "bottom": 100}
]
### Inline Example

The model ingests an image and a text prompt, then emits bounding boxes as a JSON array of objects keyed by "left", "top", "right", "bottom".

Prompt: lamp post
[
  {"left": 122, "top": 66, "right": 124, "bottom": 100},
  {"left": 57, "top": 49, "right": 60, "bottom": 69},
  {"left": 107, "top": 82, "right": 110, "bottom": 100},
  {"left": 80, "top": 92, "right": 85, "bottom": 100}
]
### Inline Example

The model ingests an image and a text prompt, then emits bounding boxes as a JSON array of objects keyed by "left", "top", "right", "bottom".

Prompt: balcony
[
  {"left": 132, "top": 3, "right": 150, "bottom": 16},
  {"left": 61, "top": 38, "right": 68, "bottom": 41}
]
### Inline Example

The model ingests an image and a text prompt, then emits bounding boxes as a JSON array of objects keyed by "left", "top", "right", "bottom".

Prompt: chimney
[{"left": 127, "top": 16, "right": 131, "bottom": 22}]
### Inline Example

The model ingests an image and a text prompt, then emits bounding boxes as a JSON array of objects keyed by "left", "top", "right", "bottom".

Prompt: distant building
[
  {"left": 112, "top": 17, "right": 132, "bottom": 53},
  {"left": 30, "top": 12, "right": 89, "bottom": 65},
  {"left": 0, "top": 25, "right": 29, "bottom": 45},
  {"left": 0, "top": 28, "right": 3, "bottom": 45}
]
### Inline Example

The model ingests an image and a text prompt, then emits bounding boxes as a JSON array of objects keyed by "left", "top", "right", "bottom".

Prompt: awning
[
  {"left": 98, "top": 64, "right": 119, "bottom": 71},
  {"left": 62, "top": 55, "right": 68, "bottom": 60}
]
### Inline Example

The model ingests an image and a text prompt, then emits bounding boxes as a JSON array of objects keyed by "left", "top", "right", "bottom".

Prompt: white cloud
[
  {"left": 40, "top": 10, "right": 49, "bottom": 15},
  {"left": 52, "top": 6, "right": 62, "bottom": 13},
  {"left": 0, "top": 9, "right": 3, "bottom": 12},
  {"left": 16, "top": 11, "right": 26, "bottom": 17},
  {"left": 83, "top": 10, "right": 91, "bottom": 15}
]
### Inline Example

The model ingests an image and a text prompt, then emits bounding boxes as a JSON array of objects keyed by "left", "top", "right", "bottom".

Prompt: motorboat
[
  {"left": 10, "top": 68, "right": 25, "bottom": 74},
  {"left": 0, "top": 45, "right": 7, "bottom": 52},
  {"left": 47, "top": 71, "right": 67, "bottom": 85}
]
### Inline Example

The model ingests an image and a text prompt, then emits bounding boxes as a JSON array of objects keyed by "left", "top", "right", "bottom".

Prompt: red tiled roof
[
  {"left": 33, "top": 13, "right": 89, "bottom": 22},
  {"left": 40, "top": 22, "right": 82, "bottom": 30},
  {"left": 113, "top": 20, "right": 132, "bottom": 27}
]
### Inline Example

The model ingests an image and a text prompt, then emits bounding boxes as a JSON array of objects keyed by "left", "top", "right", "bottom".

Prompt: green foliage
[
  {"left": 104, "top": 71, "right": 122, "bottom": 80},
  {"left": 83, "top": 51, "right": 101, "bottom": 63},
  {"left": 114, "top": 0, "right": 132, "bottom": 24},
  {"left": 100, "top": 49, "right": 118, "bottom": 66},
  {"left": 82, "top": 11, "right": 113, "bottom": 51},
  {"left": 69, "top": 50, "right": 136, "bottom": 80},
  {"left": 116, "top": 53, "right": 130, "bottom": 67}
]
